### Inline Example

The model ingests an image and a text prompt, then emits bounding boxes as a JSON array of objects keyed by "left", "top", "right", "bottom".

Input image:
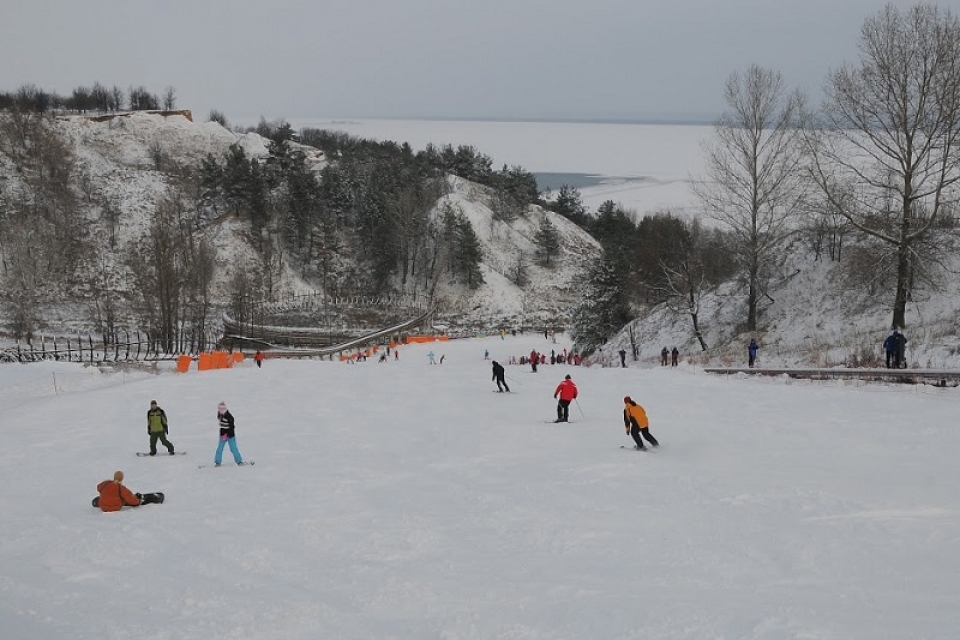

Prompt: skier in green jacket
[{"left": 147, "top": 400, "right": 175, "bottom": 455}]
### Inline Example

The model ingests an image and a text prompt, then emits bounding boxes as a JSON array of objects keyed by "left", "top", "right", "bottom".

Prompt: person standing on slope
[
  {"left": 146, "top": 400, "right": 175, "bottom": 456},
  {"left": 623, "top": 396, "right": 659, "bottom": 451},
  {"left": 214, "top": 401, "right": 244, "bottom": 466},
  {"left": 553, "top": 374, "right": 578, "bottom": 423},
  {"left": 254, "top": 350, "right": 265, "bottom": 368},
  {"left": 492, "top": 360, "right": 510, "bottom": 392},
  {"left": 748, "top": 338, "right": 759, "bottom": 368}
]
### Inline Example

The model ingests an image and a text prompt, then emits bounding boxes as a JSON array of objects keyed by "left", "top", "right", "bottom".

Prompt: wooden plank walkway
[{"left": 703, "top": 367, "right": 960, "bottom": 387}]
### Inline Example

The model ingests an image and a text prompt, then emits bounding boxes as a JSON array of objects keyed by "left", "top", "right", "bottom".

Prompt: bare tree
[
  {"left": 693, "top": 65, "right": 808, "bottom": 332},
  {"left": 163, "top": 86, "right": 177, "bottom": 111},
  {"left": 807, "top": 3, "right": 960, "bottom": 330}
]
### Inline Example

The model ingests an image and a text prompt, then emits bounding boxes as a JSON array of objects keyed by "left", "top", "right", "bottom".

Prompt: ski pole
[{"left": 575, "top": 398, "right": 585, "bottom": 418}]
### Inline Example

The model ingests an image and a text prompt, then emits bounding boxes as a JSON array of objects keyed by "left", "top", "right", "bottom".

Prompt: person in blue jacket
[
  {"left": 748, "top": 339, "right": 759, "bottom": 368},
  {"left": 883, "top": 331, "right": 897, "bottom": 368}
]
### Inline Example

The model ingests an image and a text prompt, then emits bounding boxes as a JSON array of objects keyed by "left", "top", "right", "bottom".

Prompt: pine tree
[
  {"left": 533, "top": 215, "right": 561, "bottom": 267},
  {"left": 571, "top": 254, "right": 632, "bottom": 355}
]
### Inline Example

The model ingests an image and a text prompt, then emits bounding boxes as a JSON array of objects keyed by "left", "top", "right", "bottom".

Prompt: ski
[
  {"left": 136, "top": 452, "right": 187, "bottom": 457},
  {"left": 620, "top": 445, "right": 659, "bottom": 452},
  {"left": 198, "top": 461, "right": 255, "bottom": 469},
  {"left": 545, "top": 420, "right": 573, "bottom": 424}
]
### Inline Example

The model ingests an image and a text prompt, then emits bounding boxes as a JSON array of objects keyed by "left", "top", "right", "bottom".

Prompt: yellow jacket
[{"left": 623, "top": 402, "right": 649, "bottom": 430}]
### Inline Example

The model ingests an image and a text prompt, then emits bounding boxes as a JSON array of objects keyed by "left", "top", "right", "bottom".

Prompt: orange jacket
[
  {"left": 96, "top": 480, "right": 140, "bottom": 512},
  {"left": 624, "top": 402, "right": 649, "bottom": 429}
]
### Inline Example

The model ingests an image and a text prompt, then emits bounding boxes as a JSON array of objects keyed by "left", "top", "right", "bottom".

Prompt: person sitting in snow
[
  {"left": 623, "top": 396, "right": 660, "bottom": 451},
  {"left": 95, "top": 470, "right": 142, "bottom": 512}
]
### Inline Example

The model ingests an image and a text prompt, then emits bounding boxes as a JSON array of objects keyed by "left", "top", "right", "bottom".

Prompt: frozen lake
[{"left": 286, "top": 118, "right": 710, "bottom": 216}]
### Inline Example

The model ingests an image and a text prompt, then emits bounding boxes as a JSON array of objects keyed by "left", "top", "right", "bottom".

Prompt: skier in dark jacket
[
  {"left": 748, "top": 339, "right": 759, "bottom": 368},
  {"left": 894, "top": 330, "right": 908, "bottom": 369},
  {"left": 492, "top": 361, "right": 510, "bottom": 392},
  {"left": 147, "top": 400, "right": 175, "bottom": 455},
  {"left": 883, "top": 331, "right": 897, "bottom": 368}
]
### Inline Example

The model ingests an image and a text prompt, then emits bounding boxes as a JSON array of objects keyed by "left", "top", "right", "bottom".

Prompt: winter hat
[
  {"left": 113, "top": 470, "right": 124, "bottom": 482},
  {"left": 565, "top": 374, "right": 571, "bottom": 380},
  {"left": 218, "top": 402, "right": 227, "bottom": 412},
  {"left": 624, "top": 396, "right": 632, "bottom": 404}
]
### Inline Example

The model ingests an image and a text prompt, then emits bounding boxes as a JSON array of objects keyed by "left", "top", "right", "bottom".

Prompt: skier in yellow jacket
[{"left": 623, "top": 396, "right": 659, "bottom": 451}]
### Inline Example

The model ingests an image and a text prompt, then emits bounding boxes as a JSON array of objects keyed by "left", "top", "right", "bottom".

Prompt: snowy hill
[{"left": 0, "top": 112, "right": 598, "bottom": 338}]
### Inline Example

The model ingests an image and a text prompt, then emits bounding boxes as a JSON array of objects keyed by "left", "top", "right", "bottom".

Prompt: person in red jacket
[
  {"left": 553, "top": 374, "right": 578, "bottom": 422},
  {"left": 254, "top": 350, "right": 265, "bottom": 368},
  {"left": 95, "top": 470, "right": 142, "bottom": 512},
  {"left": 623, "top": 396, "right": 660, "bottom": 450}
]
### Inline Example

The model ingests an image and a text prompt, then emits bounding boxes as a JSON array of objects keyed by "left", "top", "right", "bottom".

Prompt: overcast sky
[{"left": 2, "top": 0, "right": 954, "bottom": 124}]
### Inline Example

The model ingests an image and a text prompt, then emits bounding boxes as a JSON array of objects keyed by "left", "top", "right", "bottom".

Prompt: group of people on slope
[
  {"left": 95, "top": 400, "right": 246, "bottom": 512},
  {"left": 493, "top": 362, "right": 661, "bottom": 450},
  {"left": 658, "top": 347, "right": 680, "bottom": 367},
  {"left": 883, "top": 329, "right": 908, "bottom": 369}
]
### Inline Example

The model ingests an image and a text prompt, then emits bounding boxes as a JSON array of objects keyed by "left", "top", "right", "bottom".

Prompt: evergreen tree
[
  {"left": 534, "top": 214, "right": 561, "bottom": 267},
  {"left": 551, "top": 184, "right": 590, "bottom": 228},
  {"left": 571, "top": 253, "right": 632, "bottom": 355},
  {"left": 442, "top": 205, "right": 484, "bottom": 288}
]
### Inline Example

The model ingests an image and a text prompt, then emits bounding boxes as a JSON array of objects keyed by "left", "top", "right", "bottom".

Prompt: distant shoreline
[{"left": 248, "top": 115, "right": 716, "bottom": 128}]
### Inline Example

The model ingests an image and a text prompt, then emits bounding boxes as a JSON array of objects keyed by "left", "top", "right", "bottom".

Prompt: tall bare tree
[
  {"left": 694, "top": 65, "right": 808, "bottom": 332},
  {"left": 807, "top": 3, "right": 960, "bottom": 330}
]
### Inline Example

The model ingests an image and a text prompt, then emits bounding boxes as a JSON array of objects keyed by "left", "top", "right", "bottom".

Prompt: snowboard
[
  {"left": 91, "top": 492, "right": 164, "bottom": 508},
  {"left": 620, "top": 445, "right": 659, "bottom": 452},
  {"left": 198, "top": 461, "right": 255, "bottom": 469},
  {"left": 136, "top": 452, "right": 187, "bottom": 457}
]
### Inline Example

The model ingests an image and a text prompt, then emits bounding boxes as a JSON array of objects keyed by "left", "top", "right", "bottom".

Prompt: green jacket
[{"left": 147, "top": 407, "right": 168, "bottom": 434}]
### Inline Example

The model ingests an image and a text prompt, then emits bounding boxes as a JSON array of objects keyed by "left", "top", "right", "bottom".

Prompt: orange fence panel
[
  {"left": 197, "top": 352, "right": 213, "bottom": 371},
  {"left": 176, "top": 355, "right": 192, "bottom": 373}
]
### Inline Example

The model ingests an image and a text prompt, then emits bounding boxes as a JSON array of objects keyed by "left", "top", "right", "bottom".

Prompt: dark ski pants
[
  {"left": 556, "top": 399, "right": 571, "bottom": 422},
  {"left": 885, "top": 351, "right": 894, "bottom": 368},
  {"left": 630, "top": 424, "right": 659, "bottom": 449},
  {"left": 149, "top": 432, "right": 174, "bottom": 455},
  {"left": 495, "top": 376, "right": 510, "bottom": 392}
]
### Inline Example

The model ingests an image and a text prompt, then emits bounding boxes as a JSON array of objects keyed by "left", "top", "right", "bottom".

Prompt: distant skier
[
  {"left": 553, "top": 374, "right": 578, "bottom": 423},
  {"left": 492, "top": 360, "right": 510, "bottom": 392},
  {"left": 214, "top": 402, "right": 244, "bottom": 466},
  {"left": 883, "top": 331, "right": 897, "bottom": 369},
  {"left": 619, "top": 349, "right": 627, "bottom": 368},
  {"left": 748, "top": 339, "right": 759, "bottom": 368},
  {"left": 254, "top": 350, "right": 264, "bottom": 368},
  {"left": 671, "top": 347, "right": 679, "bottom": 367},
  {"left": 660, "top": 347, "right": 669, "bottom": 367},
  {"left": 428, "top": 351, "right": 436, "bottom": 365},
  {"left": 623, "top": 396, "right": 659, "bottom": 451},
  {"left": 894, "top": 330, "right": 908, "bottom": 369},
  {"left": 146, "top": 400, "right": 175, "bottom": 456}
]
